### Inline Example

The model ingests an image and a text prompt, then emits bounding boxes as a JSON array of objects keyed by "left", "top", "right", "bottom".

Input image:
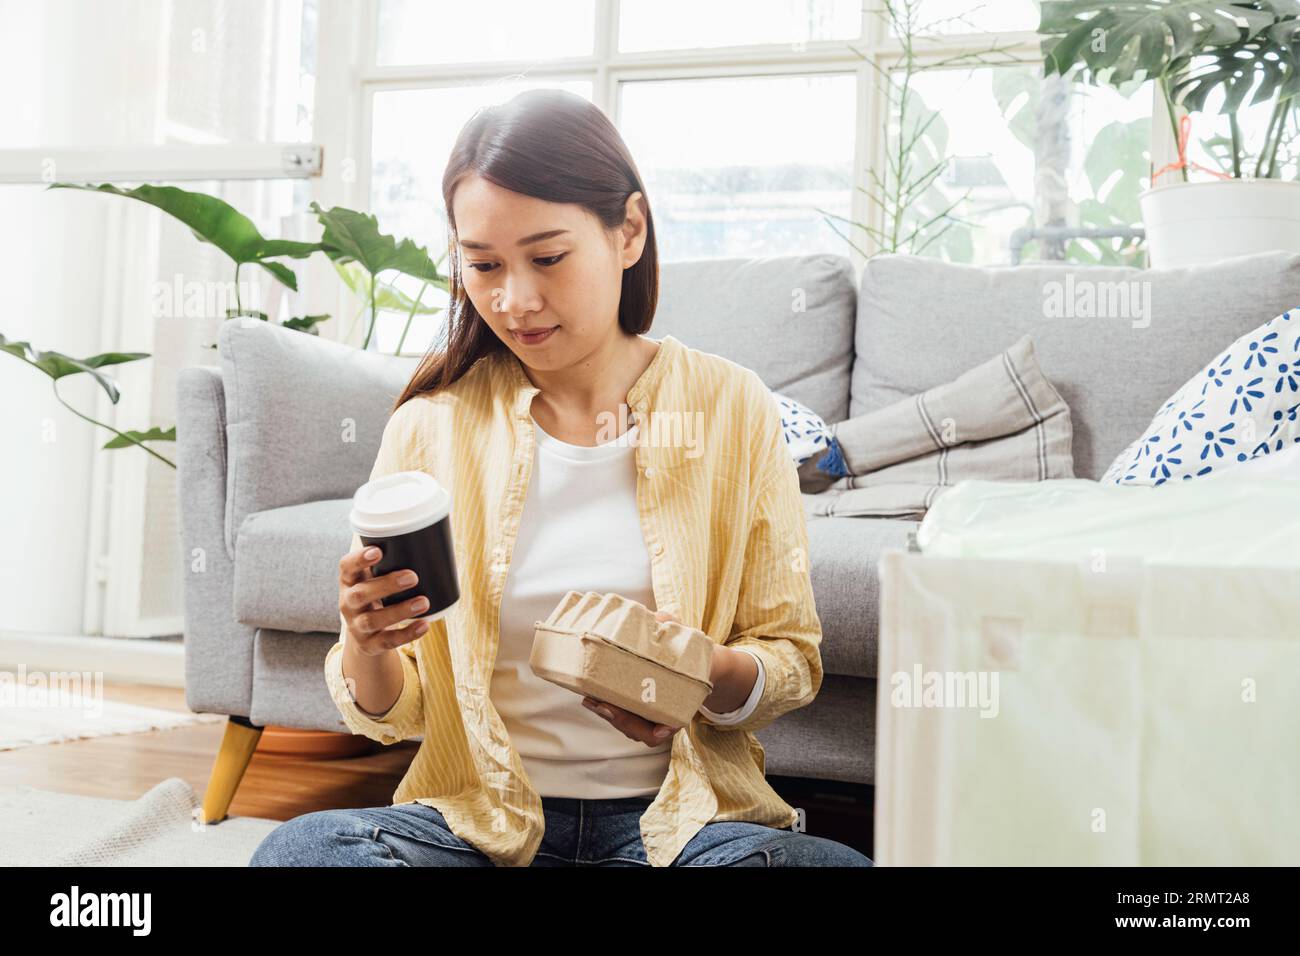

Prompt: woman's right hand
[{"left": 338, "top": 545, "right": 431, "bottom": 656}]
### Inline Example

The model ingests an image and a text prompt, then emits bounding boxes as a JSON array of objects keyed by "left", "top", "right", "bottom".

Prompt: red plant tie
[{"left": 1152, "top": 114, "right": 1234, "bottom": 184}]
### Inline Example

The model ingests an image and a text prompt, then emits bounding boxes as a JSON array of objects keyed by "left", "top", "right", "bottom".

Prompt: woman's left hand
[
  {"left": 581, "top": 609, "right": 685, "bottom": 746},
  {"left": 581, "top": 608, "right": 743, "bottom": 745}
]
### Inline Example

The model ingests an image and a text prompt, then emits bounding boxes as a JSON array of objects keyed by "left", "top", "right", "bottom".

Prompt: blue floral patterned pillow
[
  {"left": 1102, "top": 307, "right": 1300, "bottom": 486},
  {"left": 771, "top": 391, "right": 849, "bottom": 477}
]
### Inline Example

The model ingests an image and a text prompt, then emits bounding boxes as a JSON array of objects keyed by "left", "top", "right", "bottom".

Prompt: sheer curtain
[{"left": 0, "top": 0, "right": 316, "bottom": 638}]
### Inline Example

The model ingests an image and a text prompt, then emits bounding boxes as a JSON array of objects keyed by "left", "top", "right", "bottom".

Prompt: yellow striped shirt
[{"left": 324, "top": 333, "right": 824, "bottom": 867}]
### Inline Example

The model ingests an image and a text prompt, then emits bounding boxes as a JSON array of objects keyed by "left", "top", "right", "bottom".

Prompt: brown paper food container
[{"left": 529, "top": 590, "right": 715, "bottom": 726}]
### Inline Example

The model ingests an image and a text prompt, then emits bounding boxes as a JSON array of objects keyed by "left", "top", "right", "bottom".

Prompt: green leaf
[
  {"left": 281, "top": 314, "right": 330, "bottom": 334},
  {"left": 311, "top": 202, "right": 443, "bottom": 284},
  {"left": 0, "top": 331, "right": 149, "bottom": 404},
  {"left": 992, "top": 67, "right": 1043, "bottom": 152},
  {"left": 1083, "top": 117, "right": 1152, "bottom": 214},
  {"left": 332, "top": 260, "right": 443, "bottom": 314},
  {"left": 103, "top": 425, "right": 176, "bottom": 449},
  {"left": 48, "top": 183, "right": 324, "bottom": 291},
  {"left": 222, "top": 307, "right": 329, "bottom": 334},
  {"left": 1041, "top": 2, "right": 1300, "bottom": 176},
  {"left": 259, "top": 259, "right": 302, "bottom": 290},
  {"left": 1171, "top": 21, "right": 1300, "bottom": 113},
  {"left": 1040, "top": 1, "right": 1277, "bottom": 85}
]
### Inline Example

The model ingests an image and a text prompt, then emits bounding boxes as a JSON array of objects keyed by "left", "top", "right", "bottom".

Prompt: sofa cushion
[
  {"left": 655, "top": 254, "right": 857, "bottom": 425},
  {"left": 808, "top": 333, "right": 1074, "bottom": 516},
  {"left": 772, "top": 388, "right": 844, "bottom": 475},
  {"left": 1102, "top": 307, "right": 1300, "bottom": 485},
  {"left": 851, "top": 251, "right": 1300, "bottom": 480},
  {"left": 233, "top": 497, "right": 353, "bottom": 632},
  {"left": 218, "top": 319, "right": 418, "bottom": 558},
  {"left": 753, "top": 674, "right": 876, "bottom": 784},
  {"left": 805, "top": 511, "right": 919, "bottom": 678}
]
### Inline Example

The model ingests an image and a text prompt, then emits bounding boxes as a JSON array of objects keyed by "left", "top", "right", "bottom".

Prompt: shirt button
[
  {"left": 644, "top": 466, "right": 655, "bottom": 479},
  {"left": 652, "top": 542, "right": 664, "bottom": 556}
]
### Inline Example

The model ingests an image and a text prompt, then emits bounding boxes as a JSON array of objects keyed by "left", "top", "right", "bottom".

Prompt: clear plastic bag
[{"left": 915, "top": 476, "right": 1300, "bottom": 568}]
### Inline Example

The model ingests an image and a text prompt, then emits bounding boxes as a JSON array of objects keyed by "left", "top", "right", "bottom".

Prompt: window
[
  {"left": 618, "top": 0, "right": 861, "bottom": 51},
  {"left": 367, "top": 79, "right": 594, "bottom": 353},
  {"left": 618, "top": 73, "right": 857, "bottom": 260},
  {"left": 889, "top": 0, "right": 1040, "bottom": 36},
  {"left": 376, "top": 0, "right": 596, "bottom": 65},
  {"left": 352, "top": 0, "right": 871, "bottom": 357},
  {"left": 884, "top": 65, "right": 1151, "bottom": 265},
  {"left": 321, "top": 0, "right": 1169, "bottom": 354}
]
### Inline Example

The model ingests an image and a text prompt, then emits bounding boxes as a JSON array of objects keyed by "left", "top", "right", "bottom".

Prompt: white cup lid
[{"left": 349, "top": 470, "right": 451, "bottom": 537}]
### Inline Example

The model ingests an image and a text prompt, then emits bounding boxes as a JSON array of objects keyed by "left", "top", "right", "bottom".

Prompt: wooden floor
[
  {"left": 0, "top": 680, "right": 412, "bottom": 821},
  {"left": 0, "top": 680, "right": 874, "bottom": 856}
]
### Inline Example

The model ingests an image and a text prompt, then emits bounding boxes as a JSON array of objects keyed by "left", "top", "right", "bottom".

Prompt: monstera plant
[{"left": 1040, "top": 0, "right": 1300, "bottom": 266}]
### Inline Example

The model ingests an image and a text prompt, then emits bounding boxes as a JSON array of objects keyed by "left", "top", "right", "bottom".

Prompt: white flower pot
[{"left": 1139, "top": 179, "right": 1300, "bottom": 269}]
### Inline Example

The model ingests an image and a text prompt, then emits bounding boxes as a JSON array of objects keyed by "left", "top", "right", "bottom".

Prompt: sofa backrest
[
  {"left": 217, "top": 319, "right": 417, "bottom": 557},
  {"left": 851, "top": 251, "right": 1300, "bottom": 480},
  {"left": 654, "top": 254, "right": 857, "bottom": 425}
]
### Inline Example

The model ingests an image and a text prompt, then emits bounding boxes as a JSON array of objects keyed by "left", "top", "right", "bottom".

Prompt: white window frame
[{"left": 314, "top": 0, "right": 1177, "bottom": 342}]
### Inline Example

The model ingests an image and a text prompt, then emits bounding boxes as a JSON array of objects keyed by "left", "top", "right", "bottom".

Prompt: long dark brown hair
[{"left": 390, "top": 88, "right": 660, "bottom": 413}]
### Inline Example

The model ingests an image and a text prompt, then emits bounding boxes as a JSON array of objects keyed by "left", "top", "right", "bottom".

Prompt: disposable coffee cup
[{"left": 349, "top": 471, "right": 460, "bottom": 631}]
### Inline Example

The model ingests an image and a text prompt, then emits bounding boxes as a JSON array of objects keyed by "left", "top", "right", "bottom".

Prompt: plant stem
[
  {"left": 396, "top": 281, "right": 428, "bottom": 355},
  {"left": 1266, "top": 100, "right": 1293, "bottom": 179},
  {"left": 234, "top": 262, "right": 242, "bottom": 315},
  {"left": 1160, "top": 77, "right": 1188, "bottom": 184},
  {"left": 1256, "top": 98, "right": 1286, "bottom": 179},
  {"left": 52, "top": 379, "right": 175, "bottom": 469},
  {"left": 891, "top": 0, "right": 914, "bottom": 252},
  {"left": 1229, "top": 113, "right": 1242, "bottom": 178},
  {"left": 362, "top": 270, "right": 378, "bottom": 350}
]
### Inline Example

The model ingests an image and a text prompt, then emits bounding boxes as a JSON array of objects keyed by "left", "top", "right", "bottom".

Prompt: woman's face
[{"left": 451, "top": 174, "right": 647, "bottom": 373}]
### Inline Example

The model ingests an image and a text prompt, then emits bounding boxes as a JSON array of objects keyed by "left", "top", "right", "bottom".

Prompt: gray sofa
[{"left": 177, "top": 250, "right": 1300, "bottom": 818}]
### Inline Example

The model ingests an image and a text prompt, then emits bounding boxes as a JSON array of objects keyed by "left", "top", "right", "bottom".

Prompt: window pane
[
  {"left": 619, "top": 0, "right": 860, "bottom": 52},
  {"left": 619, "top": 74, "right": 856, "bottom": 260},
  {"left": 368, "top": 80, "right": 594, "bottom": 354},
  {"left": 881, "top": 65, "right": 1151, "bottom": 266},
  {"left": 376, "top": 0, "right": 595, "bottom": 65},
  {"left": 884, "top": 0, "right": 1040, "bottom": 36}
]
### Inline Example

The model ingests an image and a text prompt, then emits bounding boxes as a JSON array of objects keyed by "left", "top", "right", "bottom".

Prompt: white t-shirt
[{"left": 491, "top": 412, "right": 765, "bottom": 798}]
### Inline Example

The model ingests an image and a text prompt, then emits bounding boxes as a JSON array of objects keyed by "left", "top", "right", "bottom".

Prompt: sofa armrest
[{"left": 177, "top": 364, "right": 257, "bottom": 718}]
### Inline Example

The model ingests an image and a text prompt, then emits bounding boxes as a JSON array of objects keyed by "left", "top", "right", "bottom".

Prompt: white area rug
[
  {"left": 0, "top": 777, "right": 283, "bottom": 866},
  {"left": 0, "top": 694, "right": 226, "bottom": 751}
]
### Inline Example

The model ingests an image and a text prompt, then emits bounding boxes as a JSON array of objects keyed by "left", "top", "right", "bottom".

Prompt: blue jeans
[{"left": 249, "top": 794, "right": 873, "bottom": 867}]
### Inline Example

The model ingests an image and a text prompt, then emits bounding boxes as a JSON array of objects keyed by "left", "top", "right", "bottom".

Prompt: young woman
[{"left": 250, "top": 89, "right": 870, "bottom": 868}]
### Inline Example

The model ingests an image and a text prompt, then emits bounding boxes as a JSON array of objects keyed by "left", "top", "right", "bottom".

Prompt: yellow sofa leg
[{"left": 201, "top": 715, "right": 263, "bottom": 825}]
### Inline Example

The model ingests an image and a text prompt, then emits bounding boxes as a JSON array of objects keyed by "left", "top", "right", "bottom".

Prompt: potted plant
[
  {"left": 1040, "top": 0, "right": 1300, "bottom": 267},
  {"left": 3, "top": 185, "right": 449, "bottom": 472}
]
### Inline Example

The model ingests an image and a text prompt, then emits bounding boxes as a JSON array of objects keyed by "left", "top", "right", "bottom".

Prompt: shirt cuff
[
  {"left": 698, "top": 647, "right": 766, "bottom": 725},
  {"left": 324, "top": 638, "right": 422, "bottom": 745}
]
